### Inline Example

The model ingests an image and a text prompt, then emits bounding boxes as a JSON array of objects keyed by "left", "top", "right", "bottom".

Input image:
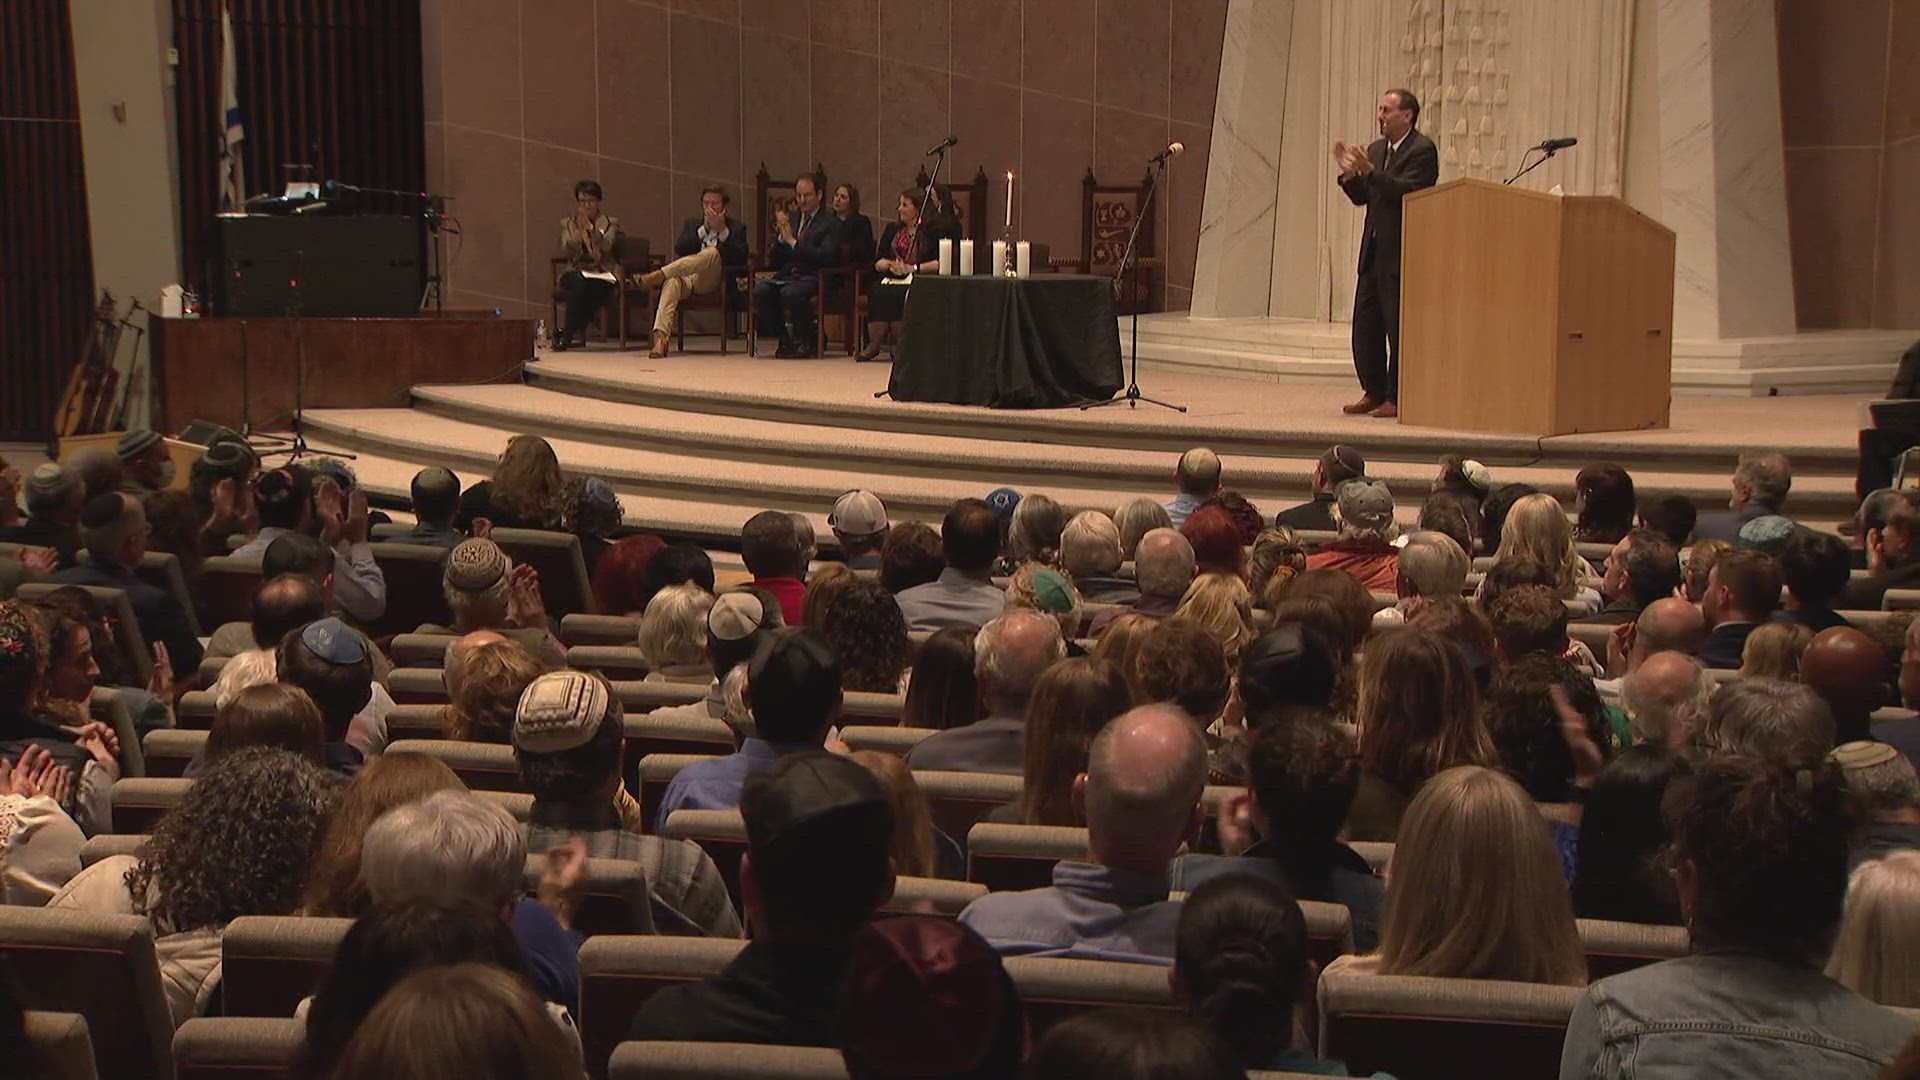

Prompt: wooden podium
[{"left": 1398, "top": 178, "right": 1676, "bottom": 437}]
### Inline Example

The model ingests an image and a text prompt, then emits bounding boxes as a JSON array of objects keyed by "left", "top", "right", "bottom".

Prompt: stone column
[{"left": 1189, "top": 0, "right": 1295, "bottom": 318}]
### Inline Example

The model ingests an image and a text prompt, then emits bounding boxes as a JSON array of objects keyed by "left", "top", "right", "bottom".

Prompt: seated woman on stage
[
  {"left": 551, "top": 180, "right": 622, "bottom": 352},
  {"left": 831, "top": 183, "right": 876, "bottom": 268},
  {"left": 858, "top": 188, "right": 949, "bottom": 363}
]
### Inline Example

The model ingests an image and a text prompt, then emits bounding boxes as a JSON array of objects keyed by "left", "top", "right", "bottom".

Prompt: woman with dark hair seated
[
  {"left": 1560, "top": 755, "right": 1914, "bottom": 1077},
  {"left": 551, "top": 179, "right": 621, "bottom": 352},
  {"left": 1571, "top": 746, "right": 1693, "bottom": 925},
  {"left": 858, "top": 188, "right": 952, "bottom": 363},
  {"left": 1573, "top": 463, "right": 1637, "bottom": 545},
  {"left": 901, "top": 627, "right": 979, "bottom": 731},
  {"left": 1025, "top": 1009, "right": 1244, "bottom": 1080}
]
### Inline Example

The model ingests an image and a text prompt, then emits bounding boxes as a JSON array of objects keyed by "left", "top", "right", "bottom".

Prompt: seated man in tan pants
[{"left": 639, "top": 185, "right": 750, "bottom": 358}]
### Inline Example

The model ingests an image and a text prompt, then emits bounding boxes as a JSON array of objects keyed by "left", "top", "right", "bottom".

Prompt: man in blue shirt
[
  {"left": 1162, "top": 447, "right": 1220, "bottom": 529},
  {"left": 654, "top": 627, "right": 843, "bottom": 830},
  {"left": 958, "top": 703, "right": 1205, "bottom": 965},
  {"left": 895, "top": 499, "right": 1006, "bottom": 633}
]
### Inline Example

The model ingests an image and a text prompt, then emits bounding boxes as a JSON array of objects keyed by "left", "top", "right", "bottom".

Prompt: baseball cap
[
  {"left": 830, "top": 489, "right": 888, "bottom": 537},
  {"left": 1336, "top": 478, "right": 1395, "bottom": 533},
  {"left": 746, "top": 628, "right": 841, "bottom": 720},
  {"left": 841, "top": 916, "right": 1019, "bottom": 1078},
  {"left": 1321, "top": 445, "right": 1366, "bottom": 485},
  {"left": 514, "top": 669, "right": 617, "bottom": 754}
]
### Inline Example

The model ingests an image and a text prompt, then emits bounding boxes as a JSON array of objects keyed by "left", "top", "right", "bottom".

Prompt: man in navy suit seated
[{"left": 754, "top": 173, "right": 840, "bottom": 358}]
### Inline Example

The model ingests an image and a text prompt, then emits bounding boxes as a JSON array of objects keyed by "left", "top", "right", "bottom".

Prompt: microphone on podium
[
  {"left": 1535, "top": 136, "right": 1579, "bottom": 152},
  {"left": 1149, "top": 141, "right": 1185, "bottom": 164}
]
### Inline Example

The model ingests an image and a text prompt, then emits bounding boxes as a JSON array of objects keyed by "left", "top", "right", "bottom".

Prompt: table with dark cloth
[{"left": 887, "top": 274, "right": 1124, "bottom": 408}]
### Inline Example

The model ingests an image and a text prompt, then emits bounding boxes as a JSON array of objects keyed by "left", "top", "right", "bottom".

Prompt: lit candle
[{"left": 1005, "top": 171, "right": 1014, "bottom": 230}]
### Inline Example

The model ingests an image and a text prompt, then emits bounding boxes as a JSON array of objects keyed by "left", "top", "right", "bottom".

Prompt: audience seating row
[{"left": 105, "top": 778, "right": 532, "bottom": 834}]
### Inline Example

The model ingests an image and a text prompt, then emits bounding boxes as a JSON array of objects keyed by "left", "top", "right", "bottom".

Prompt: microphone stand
[
  {"left": 1503, "top": 145, "right": 1558, "bottom": 186},
  {"left": 1082, "top": 153, "right": 1185, "bottom": 413},
  {"left": 875, "top": 144, "right": 953, "bottom": 401},
  {"left": 260, "top": 243, "right": 354, "bottom": 465}
]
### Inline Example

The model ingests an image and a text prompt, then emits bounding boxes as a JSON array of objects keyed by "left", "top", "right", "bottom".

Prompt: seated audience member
[
  {"left": 655, "top": 627, "right": 843, "bottom": 827},
  {"left": 1692, "top": 451, "right": 1795, "bottom": 543},
  {"left": 636, "top": 582, "right": 715, "bottom": 682},
  {"left": 305, "top": 755, "right": 471, "bottom": 919},
  {"left": 0, "top": 462, "right": 85, "bottom": 569},
  {"left": 1406, "top": 595, "right": 1497, "bottom": 681},
  {"left": 1594, "top": 528, "right": 1683, "bottom": 626},
  {"left": 852, "top": 750, "right": 962, "bottom": 880},
  {"left": 565, "top": 477, "right": 622, "bottom": 574},
  {"left": 1164, "top": 448, "right": 1222, "bottom": 528},
  {"left": 360, "top": 789, "right": 582, "bottom": 1012},
  {"left": 186, "top": 437, "right": 258, "bottom": 551},
  {"left": 1196, "top": 490, "right": 1265, "bottom": 546},
  {"left": 440, "top": 633, "right": 542, "bottom": 744},
  {"left": 1561, "top": 756, "right": 1913, "bottom": 1077},
  {"left": 1377, "top": 530, "right": 1470, "bottom": 625},
  {"left": 1304, "top": 479, "right": 1400, "bottom": 592},
  {"left": 1003, "top": 563, "right": 1081, "bottom": 639},
  {"left": 323, "top": 962, "right": 585, "bottom": 1080},
  {"left": 1739, "top": 620, "right": 1813, "bottom": 681},
  {"left": 0, "top": 601, "right": 119, "bottom": 818},
  {"left": 49, "top": 748, "right": 335, "bottom": 1026},
  {"left": 1130, "top": 618, "right": 1232, "bottom": 736},
  {"left": 1173, "top": 875, "right": 1368, "bottom": 1075},
  {"left": 456, "top": 434, "right": 570, "bottom": 531},
  {"left": 1739, "top": 513, "right": 1799, "bottom": 557},
  {"left": 895, "top": 500, "right": 1006, "bottom": 632},
  {"left": 632, "top": 751, "right": 896, "bottom": 1044},
  {"left": 1246, "top": 526, "right": 1309, "bottom": 601},
  {"left": 1779, "top": 530, "right": 1855, "bottom": 631},
  {"left": 1681, "top": 538, "right": 1733, "bottom": 604},
  {"left": 1061, "top": 511, "right": 1137, "bottom": 604},
  {"left": 1699, "top": 549, "right": 1785, "bottom": 669},
  {"left": 203, "top": 683, "right": 324, "bottom": 766},
  {"left": 1573, "top": 463, "right": 1636, "bottom": 545},
  {"left": 1180, "top": 506, "right": 1245, "bottom": 578},
  {"left": 1637, "top": 492, "right": 1698, "bottom": 549},
  {"left": 829, "top": 489, "right": 889, "bottom": 571},
  {"left": 741, "top": 509, "right": 809, "bottom": 624},
  {"left": 899, "top": 626, "right": 980, "bottom": 731},
  {"left": 960, "top": 704, "right": 1205, "bottom": 963},
  {"left": 1475, "top": 555, "right": 1559, "bottom": 615},
  {"left": 404, "top": 466, "right": 465, "bottom": 549},
  {"left": 1418, "top": 489, "right": 1480, "bottom": 560},
  {"left": 66, "top": 445, "right": 124, "bottom": 500},
  {"left": 1485, "top": 651, "right": 1612, "bottom": 801},
  {"left": 432, "top": 539, "right": 567, "bottom": 669},
  {"left": 1478, "top": 481, "right": 1538, "bottom": 557},
  {"left": 1326, "top": 765, "right": 1586, "bottom": 986},
  {"left": 1025, "top": 1010, "right": 1244, "bottom": 1080},
  {"left": 1482, "top": 492, "right": 1603, "bottom": 614},
  {"left": 878, "top": 521, "right": 944, "bottom": 595},
  {"left": 113, "top": 428, "right": 172, "bottom": 498},
  {"left": 589, "top": 533, "right": 666, "bottom": 617},
  {"left": 907, "top": 610, "right": 1066, "bottom": 776},
  {"left": 1091, "top": 528, "right": 1196, "bottom": 634},
  {"left": 1834, "top": 740, "right": 1920, "bottom": 864},
  {"left": 231, "top": 466, "right": 386, "bottom": 622},
  {"left": 1275, "top": 445, "right": 1365, "bottom": 534},
  {"left": 1012, "top": 656, "right": 1134, "bottom": 827},
  {"left": 206, "top": 571, "right": 326, "bottom": 662},
  {"left": 1826, "top": 850, "right": 1920, "bottom": 1009},
  {"left": 1348, "top": 627, "right": 1496, "bottom": 840},
  {"left": 640, "top": 540, "right": 716, "bottom": 598},
  {"left": 1287, "top": 567, "right": 1389, "bottom": 662},
  {"left": 1235, "top": 623, "right": 1344, "bottom": 734},
  {"left": 291, "top": 901, "right": 568, "bottom": 1080},
  {"left": 1173, "top": 723, "right": 1383, "bottom": 950},
  {"left": 277, "top": 617, "right": 393, "bottom": 768},
  {"left": 1571, "top": 746, "right": 1694, "bottom": 924},
  {"left": 1113, "top": 497, "right": 1175, "bottom": 561},
  {"left": 1853, "top": 488, "right": 1904, "bottom": 566},
  {"left": 48, "top": 492, "right": 202, "bottom": 680},
  {"left": 820, "top": 578, "right": 912, "bottom": 693},
  {"left": 802, "top": 562, "right": 855, "bottom": 628},
  {"left": 1617, "top": 651, "right": 1716, "bottom": 747},
  {"left": 1706, "top": 677, "right": 1838, "bottom": 760},
  {"left": 1606, "top": 596, "right": 1709, "bottom": 684},
  {"left": 1801, "top": 626, "right": 1893, "bottom": 746},
  {"left": 512, "top": 669, "right": 740, "bottom": 936},
  {"left": 0, "top": 744, "right": 84, "bottom": 905},
  {"left": 647, "top": 590, "right": 777, "bottom": 729},
  {"left": 1172, "top": 572, "right": 1255, "bottom": 665},
  {"left": 1434, "top": 453, "right": 1494, "bottom": 508},
  {"left": 1004, "top": 493, "right": 1067, "bottom": 571},
  {"left": 838, "top": 916, "right": 1024, "bottom": 1080}
]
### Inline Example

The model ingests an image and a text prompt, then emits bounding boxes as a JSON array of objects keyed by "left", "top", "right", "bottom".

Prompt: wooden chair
[
  {"left": 172, "top": 1017, "right": 304, "bottom": 1080},
  {"left": 913, "top": 164, "right": 993, "bottom": 244},
  {"left": 1316, "top": 969, "right": 1582, "bottom": 1080},
  {"left": 1046, "top": 167, "right": 1163, "bottom": 314},
  {"left": 548, "top": 235, "right": 657, "bottom": 350},
  {"left": 220, "top": 915, "right": 353, "bottom": 1018},
  {"left": 0, "top": 908, "right": 174, "bottom": 1080},
  {"left": 747, "top": 163, "right": 857, "bottom": 358}
]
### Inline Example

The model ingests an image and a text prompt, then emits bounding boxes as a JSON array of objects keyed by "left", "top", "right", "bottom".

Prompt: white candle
[
  {"left": 991, "top": 240, "right": 1008, "bottom": 277},
  {"left": 1005, "top": 171, "right": 1014, "bottom": 229},
  {"left": 958, "top": 239, "right": 974, "bottom": 275},
  {"left": 937, "top": 238, "right": 953, "bottom": 275},
  {"left": 1016, "top": 241, "right": 1032, "bottom": 278}
]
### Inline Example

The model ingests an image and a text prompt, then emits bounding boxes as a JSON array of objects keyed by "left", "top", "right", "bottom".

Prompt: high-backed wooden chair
[
  {"left": 172, "top": 1017, "right": 303, "bottom": 1080},
  {"left": 548, "top": 234, "right": 658, "bottom": 350},
  {"left": 1316, "top": 970, "right": 1581, "bottom": 1080},
  {"left": 748, "top": 163, "right": 857, "bottom": 358},
  {"left": 912, "top": 164, "right": 992, "bottom": 244},
  {"left": 0, "top": 908, "right": 174, "bottom": 1080},
  {"left": 1046, "top": 167, "right": 1162, "bottom": 314}
]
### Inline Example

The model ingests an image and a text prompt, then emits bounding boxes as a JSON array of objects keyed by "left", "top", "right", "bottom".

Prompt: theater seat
[
  {"left": 609, "top": 1042, "right": 846, "bottom": 1080},
  {"left": 562, "top": 614, "right": 644, "bottom": 647},
  {"left": 491, "top": 528, "right": 594, "bottom": 620},
  {"left": 624, "top": 712, "right": 735, "bottom": 759},
  {"left": 839, "top": 691, "right": 908, "bottom": 725},
  {"left": 520, "top": 856, "right": 655, "bottom": 936},
  {"left": 1003, "top": 954, "right": 1177, "bottom": 1034},
  {"left": 385, "top": 667, "right": 448, "bottom": 704},
  {"left": 388, "top": 632, "right": 456, "bottom": 668},
  {"left": 579, "top": 936, "right": 746, "bottom": 1079},
  {"left": 109, "top": 777, "right": 192, "bottom": 834},
  {"left": 913, "top": 771, "right": 1023, "bottom": 840},
  {"left": 1576, "top": 917, "right": 1689, "bottom": 980},
  {"left": 220, "top": 915, "right": 353, "bottom": 1018},
  {"left": 660, "top": 809, "right": 747, "bottom": 904},
  {"left": 1350, "top": 841, "right": 1393, "bottom": 873},
  {"left": 1317, "top": 969, "right": 1581, "bottom": 1080},
  {"left": 384, "top": 703, "right": 449, "bottom": 741},
  {"left": 384, "top": 739, "right": 523, "bottom": 793},
  {"left": 966, "top": 822, "right": 1089, "bottom": 893},
  {"left": 568, "top": 646, "right": 654, "bottom": 682},
  {"left": 141, "top": 729, "right": 207, "bottom": 779},
  {"left": 172, "top": 1017, "right": 304, "bottom": 1080},
  {"left": 638, "top": 754, "right": 717, "bottom": 828},
  {"left": 25, "top": 1011, "right": 97, "bottom": 1080},
  {"left": 838, "top": 725, "right": 937, "bottom": 757},
  {"left": 611, "top": 681, "right": 710, "bottom": 715},
  {"left": 882, "top": 877, "right": 988, "bottom": 919},
  {"left": 478, "top": 789, "right": 535, "bottom": 822},
  {"left": 79, "top": 834, "right": 147, "bottom": 869},
  {"left": 0, "top": 908, "right": 173, "bottom": 1080},
  {"left": 175, "top": 691, "right": 218, "bottom": 731}
]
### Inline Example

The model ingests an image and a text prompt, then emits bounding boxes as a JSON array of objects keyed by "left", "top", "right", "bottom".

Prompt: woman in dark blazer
[
  {"left": 858, "top": 188, "right": 952, "bottom": 362},
  {"left": 830, "top": 183, "right": 876, "bottom": 268}
]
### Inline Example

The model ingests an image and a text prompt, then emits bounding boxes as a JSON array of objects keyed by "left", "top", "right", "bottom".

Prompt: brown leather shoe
[
  {"left": 1343, "top": 394, "right": 1382, "bottom": 415},
  {"left": 638, "top": 270, "right": 666, "bottom": 290},
  {"left": 649, "top": 330, "right": 669, "bottom": 359},
  {"left": 1369, "top": 400, "right": 1399, "bottom": 418}
]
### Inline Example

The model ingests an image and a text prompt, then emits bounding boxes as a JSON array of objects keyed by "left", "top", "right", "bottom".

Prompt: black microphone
[
  {"left": 320, "top": 180, "right": 356, "bottom": 198},
  {"left": 1149, "top": 141, "right": 1186, "bottom": 164},
  {"left": 1536, "top": 136, "right": 1578, "bottom": 152},
  {"left": 924, "top": 135, "right": 958, "bottom": 156}
]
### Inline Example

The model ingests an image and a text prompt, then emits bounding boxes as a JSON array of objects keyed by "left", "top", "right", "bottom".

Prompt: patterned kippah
[
  {"left": 514, "top": 670, "right": 614, "bottom": 754},
  {"left": 299, "top": 618, "right": 369, "bottom": 665},
  {"left": 445, "top": 539, "right": 510, "bottom": 594}
]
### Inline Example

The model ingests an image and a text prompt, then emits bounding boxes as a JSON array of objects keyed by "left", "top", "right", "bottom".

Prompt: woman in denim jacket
[{"left": 1559, "top": 756, "right": 1916, "bottom": 1079}]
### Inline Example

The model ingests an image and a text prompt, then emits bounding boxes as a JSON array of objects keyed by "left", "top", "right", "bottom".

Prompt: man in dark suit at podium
[
  {"left": 754, "top": 174, "right": 841, "bottom": 359},
  {"left": 1336, "top": 89, "right": 1439, "bottom": 420}
]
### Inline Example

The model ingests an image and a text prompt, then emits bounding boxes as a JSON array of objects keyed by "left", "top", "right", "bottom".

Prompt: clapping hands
[{"left": 1, "top": 746, "right": 73, "bottom": 804}]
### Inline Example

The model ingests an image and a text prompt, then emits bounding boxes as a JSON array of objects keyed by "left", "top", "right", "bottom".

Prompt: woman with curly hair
[
  {"left": 565, "top": 476, "right": 624, "bottom": 575},
  {"left": 821, "top": 578, "right": 912, "bottom": 693},
  {"left": 458, "top": 435, "right": 572, "bottom": 532},
  {"left": 800, "top": 562, "right": 856, "bottom": 630},
  {"left": 441, "top": 639, "right": 549, "bottom": 743},
  {"left": 0, "top": 601, "right": 118, "bottom": 834},
  {"left": 48, "top": 747, "right": 337, "bottom": 1026}
]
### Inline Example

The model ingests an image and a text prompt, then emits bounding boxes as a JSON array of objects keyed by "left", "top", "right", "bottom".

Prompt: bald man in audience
[
  {"left": 1800, "top": 627, "right": 1892, "bottom": 746},
  {"left": 1091, "top": 528, "right": 1195, "bottom": 634},
  {"left": 1617, "top": 652, "right": 1716, "bottom": 748},
  {"left": 206, "top": 572, "right": 328, "bottom": 661},
  {"left": 1603, "top": 596, "right": 1708, "bottom": 688},
  {"left": 444, "top": 629, "right": 511, "bottom": 687},
  {"left": 958, "top": 704, "right": 1205, "bottom": 963},
  {"left": 905, "top": 610, "right": 1066, "bottom": 775}
]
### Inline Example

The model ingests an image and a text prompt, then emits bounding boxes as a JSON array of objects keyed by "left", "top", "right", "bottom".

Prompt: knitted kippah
[
  {"left": 200, "top": 440, "right": 256, "bottom": 473},
  {"left": 26, "top": 463, "right": 79, "bottom": 501},
  {"left": 115, "top": 428, "right": 161, "bottom": 459},
  {"left": 1028, "top": 568, "right": 1075, "bottom": 613},
  {"left": 445, "top": 539, "right": 510, "bottom": 593},
  {"left": 1831, "top": 740, "right": 1900, "bottom": 771},
  {"left": 299, "top": 618, "right": 369, "bottom": 665},
  {"left": 514, "top": 670, "right": 614, "bottom": 754}
]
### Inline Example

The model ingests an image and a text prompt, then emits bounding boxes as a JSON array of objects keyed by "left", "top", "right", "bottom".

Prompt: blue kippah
[
  {"left": 300, "top": 617, "right": 368, "bottom": 665},
  {"left": 985, "top": 487, "right": 1021, "bottom": 522}
]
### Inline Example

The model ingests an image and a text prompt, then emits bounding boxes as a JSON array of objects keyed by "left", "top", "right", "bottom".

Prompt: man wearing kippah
[
  {"left": 50, "top": 492, "right": 203, "bottom": 681},
  {"left": 1274, "top": 445, "right": 1366, "bottom": 534},
  {"left": 0, "top": 463, "right": 86, "bottom": 570},
  {"left": 645, "top": 590, "right": 776, "bottom": 728},
  {"left": 1164, "top": 448, "right": 1221, "bottom": 529},
  {"left": 114, "top": 429, "right": 175, "bottom": 499}
]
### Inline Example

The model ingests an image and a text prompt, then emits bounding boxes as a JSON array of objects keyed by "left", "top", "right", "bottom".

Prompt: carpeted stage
[{"left": 288, "top": 343, "right": 1868, "bottom": 548}]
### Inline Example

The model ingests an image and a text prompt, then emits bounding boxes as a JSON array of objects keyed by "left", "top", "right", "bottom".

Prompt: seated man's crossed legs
[{"left": 641, "top": 247, "right": 724, "bottom": 357}]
